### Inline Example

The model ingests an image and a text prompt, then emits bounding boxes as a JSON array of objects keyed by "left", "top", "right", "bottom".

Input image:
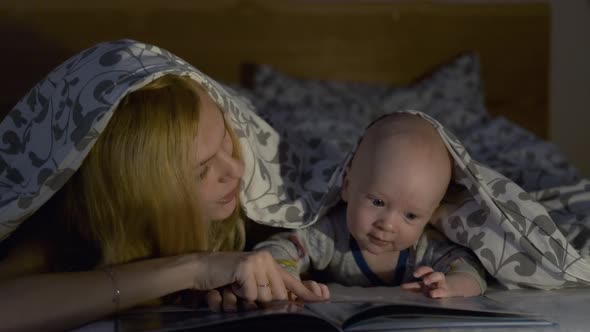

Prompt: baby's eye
[
  {"left": 199, "top": 165, "right": 210, "bottom": 180},
  {"left": 405, "top": 212, "right": 417, "bottom": 221},
  {"left": 371, "top": 198, "right": 385, "bottom": 207}
]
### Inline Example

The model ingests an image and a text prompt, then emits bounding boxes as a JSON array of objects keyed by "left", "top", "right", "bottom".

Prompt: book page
[
  {"left": 115, "top": 286, "right": 558, "bottom": 332},
  {"left": 304, "top": 300, "right": 555, "bottom": 331},
  {"left": 305, "top": 286, "right": 556, "bottom": 331},
  {"left": 326, "top": 284, "right": 540, "bottom": 316},
  {"left": 344, "top": 314, "right": 556, "bottom": 331},
  {"left": 116, "top": 302, "right": 339, "bottom": 332}
]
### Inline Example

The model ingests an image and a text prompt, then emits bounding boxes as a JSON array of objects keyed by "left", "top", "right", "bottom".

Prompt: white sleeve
[{"left": 253, "top": 215, "right": 337, "bottom": 278}]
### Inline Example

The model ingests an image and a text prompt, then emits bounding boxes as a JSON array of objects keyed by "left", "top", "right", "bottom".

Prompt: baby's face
[{"left": 341, "top": 124, "right": 450, "bottom": 256}]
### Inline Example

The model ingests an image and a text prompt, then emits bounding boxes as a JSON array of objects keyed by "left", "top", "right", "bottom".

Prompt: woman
[{"left": 0, "top": 40, "right": 328, "bottom": 331}]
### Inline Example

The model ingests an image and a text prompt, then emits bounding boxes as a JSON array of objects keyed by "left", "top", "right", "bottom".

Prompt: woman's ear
[{"left": 340, "top": 167, "right": 351, "bottom": 202}]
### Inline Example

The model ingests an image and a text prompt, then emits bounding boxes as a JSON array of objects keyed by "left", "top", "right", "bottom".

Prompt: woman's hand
[
  {"left": 193, "top": 251, "right": 328, "bottom": 306},
  {"left": 206, "top": 279, "right": 330, "bottom": 312},
  {"left": 206, "top": 287, "right": 257, "bottom": 312}
]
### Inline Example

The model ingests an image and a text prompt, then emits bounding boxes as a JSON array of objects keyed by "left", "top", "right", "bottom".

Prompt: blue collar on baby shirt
[{"left": 350, "top": 236, "right": 409, "bottom": 286}]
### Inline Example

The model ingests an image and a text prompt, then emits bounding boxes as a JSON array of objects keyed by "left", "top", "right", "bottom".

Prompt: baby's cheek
[
  {"left": 346, "top": 219, "right": 365, "bottom": 240},
  {"left": 400, "top": 228, "right": 421, "bottom": 245},
  {"left": 350, "top": 213, "right": 370, "bottom": 230}
]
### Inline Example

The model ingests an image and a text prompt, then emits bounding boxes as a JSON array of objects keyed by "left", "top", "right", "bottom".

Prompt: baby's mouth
[{"left": 368, "top": 234, "right": 390, "bottom": 246}]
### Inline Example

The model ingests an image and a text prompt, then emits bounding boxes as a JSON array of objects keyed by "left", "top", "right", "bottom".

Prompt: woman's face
[{"left": 193, "top": 88, "right": 244, "bottom": 221}]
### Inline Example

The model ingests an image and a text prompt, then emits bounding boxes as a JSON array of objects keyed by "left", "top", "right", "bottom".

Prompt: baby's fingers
[
  {"left": 319, "top": 283, "right": 330, "bottom": 299},
  {"left": 282, "top": 270, "right": 327, "bottom": 301},
  {"left": 422, "top": 271, "right": 446, "bottom": 287},
  {"left": 302, "top": 280, "right": 330, "bottom": 299},
  {"left": 400, "top": 281, "right": 423, "bottom": 291},
  {"left": 413, "top": 266, "right": 435, "bottom": 278},
  {"left": 428, "top": 287, "right": 450, "bottom": 299},
  {"left": 302, "top": 280, "right": 323, "bottom": 297}
]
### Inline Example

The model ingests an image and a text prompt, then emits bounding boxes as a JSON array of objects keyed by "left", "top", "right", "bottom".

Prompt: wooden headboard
[{"left": 0, "top": 0, "right": 550, "bottom": 138}]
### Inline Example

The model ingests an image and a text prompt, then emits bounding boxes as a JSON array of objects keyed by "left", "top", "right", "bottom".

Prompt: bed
[
  {"left": 0, "top": 0, "right": 577, "bottom": 190},
  {"left": 1, "top": 1, "right": 589, "bottom": 331}
]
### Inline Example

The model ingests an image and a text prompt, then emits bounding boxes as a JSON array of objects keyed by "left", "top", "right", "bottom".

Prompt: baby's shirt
[{"left": 254, "top": 202, "right": 487, "bottom": 292}]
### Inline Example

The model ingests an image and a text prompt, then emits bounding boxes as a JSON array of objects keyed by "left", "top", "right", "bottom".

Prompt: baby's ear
[{"left": 340, "top": 167, "right": 351, "bottom": 202}]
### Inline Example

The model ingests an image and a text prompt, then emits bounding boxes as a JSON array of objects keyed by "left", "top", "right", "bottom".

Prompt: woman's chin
[{"left": 211, "top": 197, "right": 238, "bottom": 221}]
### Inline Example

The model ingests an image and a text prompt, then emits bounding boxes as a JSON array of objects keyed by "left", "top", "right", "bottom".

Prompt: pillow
[
  {"left": 244, "top": 53, "right": 489, "bottom": 161},
  {"left": 458, "top": 117, "right": 581, "bottom": 191},
  {"left": 381, "top": 54, "right": 489, "bottom": 137},
  {"left": 242, "top": 73, "right": 386, "bottom": 161},
  {"left": 238, "top": 54, "right": 580, "bottom": 192}
]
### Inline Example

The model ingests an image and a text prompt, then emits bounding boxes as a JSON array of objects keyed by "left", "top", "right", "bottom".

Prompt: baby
[{"left": 255, "top": 112, "right": 486, "bottom": 298}]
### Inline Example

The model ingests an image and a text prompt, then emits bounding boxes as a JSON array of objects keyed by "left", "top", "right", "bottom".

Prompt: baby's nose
[{"left": 374, "top": 219, "right": 396, "bottom": 232}]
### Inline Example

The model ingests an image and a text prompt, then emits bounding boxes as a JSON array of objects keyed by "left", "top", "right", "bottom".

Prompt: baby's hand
[
  {"left": 400, "top": 266, "right": 450, "bottom": 298},
  {"left": 298, "top": 280, "right": 330, "bottom": 300}
]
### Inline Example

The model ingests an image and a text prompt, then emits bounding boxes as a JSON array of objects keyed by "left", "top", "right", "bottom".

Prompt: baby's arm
[
  {"left": 401, "top": 258, "right": 485, "bottom": 298},
  {"left": 254, "top": 216, "right": 338, "bottom": 276},
  {"left": 253, "top": 230, "right": 311, "bottom": 278},
  {"left": 253, "top": 219, "right": 337, "bottom": 298}
]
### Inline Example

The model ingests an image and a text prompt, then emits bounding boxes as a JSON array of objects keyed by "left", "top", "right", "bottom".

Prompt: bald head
[
  {"left": 363, "top": 113, "right": 443, "bottom": 149},
  {"left": 346, "top": 113, "right": 452, "bottom": 208}
]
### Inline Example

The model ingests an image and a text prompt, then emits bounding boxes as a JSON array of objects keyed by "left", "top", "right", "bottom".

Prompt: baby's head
[{"left": 341, "top": 113, "right": 452, "bottom": 255}]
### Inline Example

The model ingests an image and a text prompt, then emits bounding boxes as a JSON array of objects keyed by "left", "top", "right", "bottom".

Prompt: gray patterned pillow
[
  {"left": 236, "top": 53, "right": 580, "bottom": 193},
  {"left": 246, "top": 53, "right": 489, "bottom": 160},
  {"left": 459, "top": 117, "right": 581, "bottom": 191},
  {"left": 381, "top": 54, "right": 489, "bottom": 136}
]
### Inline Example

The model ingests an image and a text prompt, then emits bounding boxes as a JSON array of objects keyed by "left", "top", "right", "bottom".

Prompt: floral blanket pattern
[
  {"left": 0, "top": 40, "right": 588, "bottom": 290},
  {"left": 0, "top": 39, "right": 336, "bottom": 242},
  {"left": 311, "top": 110, "right": 590, "bottom": 290}
]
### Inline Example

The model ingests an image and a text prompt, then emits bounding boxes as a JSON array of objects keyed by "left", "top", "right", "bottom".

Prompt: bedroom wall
[
  {"left": 426, "top": 0, "right": 590, "bottom": 177},
  {"left": 1, "top": 0, "right": 588, "bottom": 177},
  {"left": 549, "top": 0, "right": 590, "bottom": 178},
  {"left": 444, "top": 0, "right": 590, "bottom": 177}
]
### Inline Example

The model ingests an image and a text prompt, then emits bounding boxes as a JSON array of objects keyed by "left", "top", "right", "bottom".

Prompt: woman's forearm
[
  {"left": 0, "top": 250, "right": 327, "bottom": 331},
  {"left": 0, "top": 254, "right": 197, "bottom": 332}
]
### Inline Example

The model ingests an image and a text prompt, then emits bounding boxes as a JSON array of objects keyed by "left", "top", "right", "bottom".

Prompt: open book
[{"left": 116, "top": 286, "right": 555, "bottom": 332}]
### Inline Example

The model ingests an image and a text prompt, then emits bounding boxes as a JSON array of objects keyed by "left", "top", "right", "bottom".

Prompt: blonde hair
[{"left": 53, "top": 75, "right": 245, "bottom": 268}]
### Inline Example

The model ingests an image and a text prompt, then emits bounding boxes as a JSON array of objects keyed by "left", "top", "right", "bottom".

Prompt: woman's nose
[{"left": 218, "top": 151, "right": 244, "bottom": 182}]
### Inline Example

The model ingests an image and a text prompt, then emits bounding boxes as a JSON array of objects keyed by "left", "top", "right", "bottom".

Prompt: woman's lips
[{"left": 217, "top": 187, "right": 237, "bottom": 204}]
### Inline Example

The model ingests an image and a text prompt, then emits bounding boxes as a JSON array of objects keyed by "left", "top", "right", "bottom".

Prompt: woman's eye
[
  {"left": 223, "top": 130, "right": 232, "bottom": 149},
  {"left": 371, "top": 198, "right": 385, "bottom": 207},
  {"left": 199, "top": 166, "right": 210, "bottom": 180},
  {"left": 405, "top": 212, "right": 417, "bottom": 220}
]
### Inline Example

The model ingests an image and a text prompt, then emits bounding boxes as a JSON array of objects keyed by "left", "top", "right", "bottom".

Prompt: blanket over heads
[{"left": 0, "top": 39, "right": 588, "bottom": 290}]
